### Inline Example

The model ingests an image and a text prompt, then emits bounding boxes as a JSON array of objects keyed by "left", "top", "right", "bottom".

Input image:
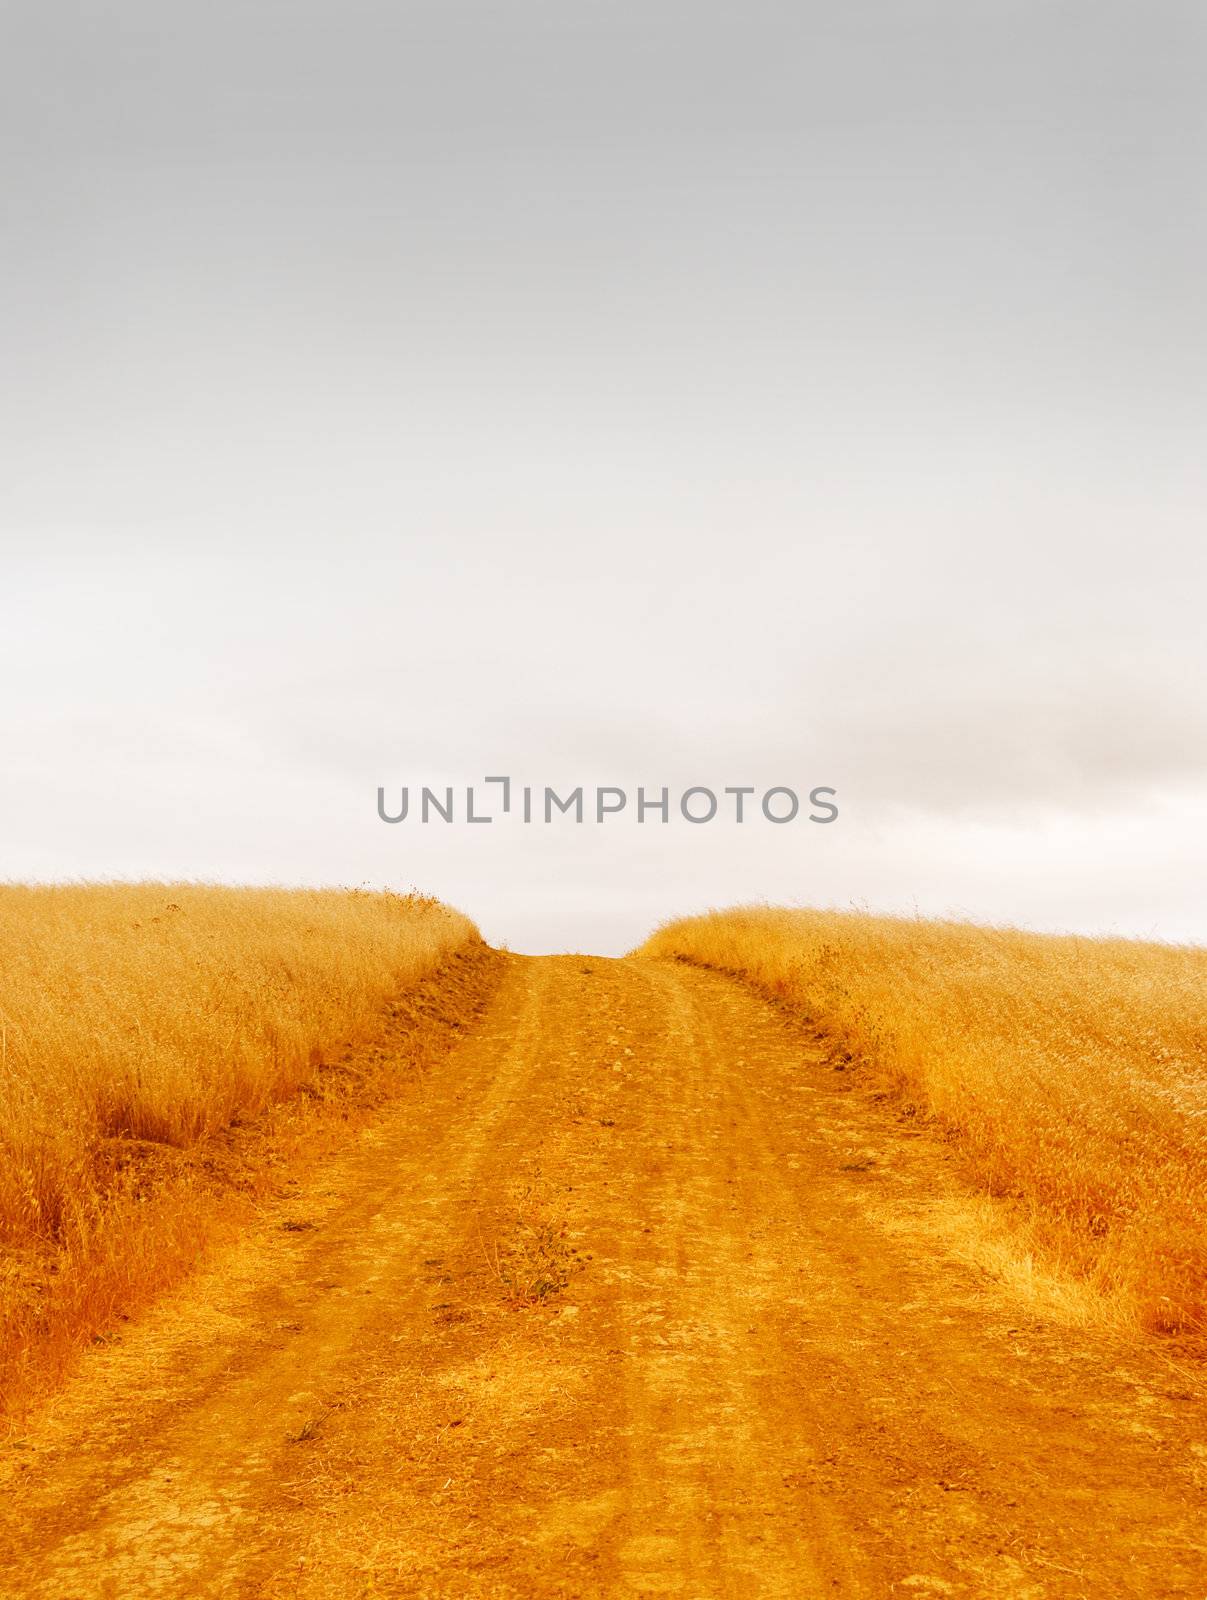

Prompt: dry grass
[
  {"left": 0, "top": 882, "right": 483, "bottom": 1412},
  {"left": 638, "top": 906, "right": 1207, "bottom": 1340}
]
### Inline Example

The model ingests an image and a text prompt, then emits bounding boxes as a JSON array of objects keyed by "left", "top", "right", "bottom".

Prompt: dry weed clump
[{"left": 639, "top": 906, "right": 1207, "bottom": 1340}]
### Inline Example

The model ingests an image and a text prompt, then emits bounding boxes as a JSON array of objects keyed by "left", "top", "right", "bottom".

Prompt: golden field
[
  {"left": 6, "top": 897, "right": 1207, "bottom": 1593},
  {"left": 0, "top": 883, "right": 483, "bottom": 1410},
  {"left": 639, "top": 906, "right": 1207, "bottom": 1339}
]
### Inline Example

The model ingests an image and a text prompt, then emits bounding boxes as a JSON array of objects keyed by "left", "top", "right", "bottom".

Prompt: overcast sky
[{"left": 3, "top": 2, "right": 1204, "bottom": 953}]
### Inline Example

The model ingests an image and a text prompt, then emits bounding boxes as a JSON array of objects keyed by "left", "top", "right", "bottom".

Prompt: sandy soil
[{"left": 2, "top": 954, "right": 1205, "bottom": 1598}]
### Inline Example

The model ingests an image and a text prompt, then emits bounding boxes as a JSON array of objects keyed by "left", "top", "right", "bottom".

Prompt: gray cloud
[{"left": 2, "top": 3, "right": 1204, "bottom": 949}]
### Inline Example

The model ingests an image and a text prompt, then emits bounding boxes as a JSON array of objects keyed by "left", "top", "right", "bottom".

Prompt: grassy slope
[
  {"left": 0, "top": 884, "right": 490, "bottom": 1413},
  {"left": 639, "top": 906, "right": 1207, "bottom": 1339}
]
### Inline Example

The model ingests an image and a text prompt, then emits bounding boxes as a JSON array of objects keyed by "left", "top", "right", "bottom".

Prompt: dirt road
[{"left": 3, "top": 955, "right": 1206, "bottom": 1598}]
